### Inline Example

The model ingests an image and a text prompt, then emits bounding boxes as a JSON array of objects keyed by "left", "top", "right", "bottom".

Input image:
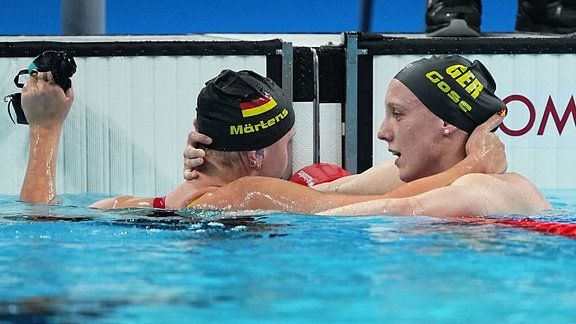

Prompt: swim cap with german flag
[
  {"left": 394, "top": 55, "right": 506, "bottom": 134},
  {"left": 196, "top": 69, "right": 295, "bottom": 151}
]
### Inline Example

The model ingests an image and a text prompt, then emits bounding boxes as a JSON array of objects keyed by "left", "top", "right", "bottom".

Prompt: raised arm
[{"left": 19, "top": 72, "right": 74, "bottom": 204}]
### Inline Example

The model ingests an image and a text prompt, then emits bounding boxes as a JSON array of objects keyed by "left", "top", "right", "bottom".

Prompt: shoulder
[
  {"left": 452, "top": 172, "right": 552, "bottom": 213},
  {"left": 454, "top": 172, "right": 535, "bottom": 187}
]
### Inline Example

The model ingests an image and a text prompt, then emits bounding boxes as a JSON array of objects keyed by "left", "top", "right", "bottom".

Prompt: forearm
[
  {"left": 318, "top": 196, "right": 422, "bottom": 216},
  {"left": 319, "top": 183, "right": 481, "bottom": 218},
  {"left": 20, "top": 125, "right": 62, "bottom": 204},
  {"left": 90, "top": 196, "right": 155, "bottom": 209},
  {"left": 382, "top": 153, "right": 482, "bottom": 199},
  {"left": 193, "top": 176, "right": 383, "bottom": 214},
  {"left": 164, "top": 181, "right": 208, "bottom": 209},
  {"left": 314, "top": 159, "right": 404, "bottom": 195}
]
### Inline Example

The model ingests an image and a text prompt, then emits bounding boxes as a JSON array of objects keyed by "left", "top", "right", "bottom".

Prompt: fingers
[
  {"left": 22, "top": 71, "right": 38, "bottom": 94},
  {"left": 65, "top": 84, "right": 75, "bottom": 102},
  {"left": 479, "top": 111, "right": 506, "bottom": 133},
  {"left": 30, "top": 71, "right": 54, "bottom": 83},
  {"left": 183, "top": 131, "right": 209, "bottom": 180},
  {"left": 23, "top": 72, "right": 56, "bottom": 93},
  {"left": 38, "top": 72, "right": 54, "bottom": 83},
  {"left": 183, "top": 154, "right": 204, "bottom": 168},
  {"left": 183, "top": 146, "right": 206, "bottom": 159},
  {"left": 187, "top": 131, "right": 212, "bottom": 146},
  {"left": 183, "top": 169, "right": 199, "bottom": 181}
]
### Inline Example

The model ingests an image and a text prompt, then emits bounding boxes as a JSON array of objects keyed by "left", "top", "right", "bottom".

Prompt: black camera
[{"left": 5, "top": 50, "right": 77, "bottom": 124}]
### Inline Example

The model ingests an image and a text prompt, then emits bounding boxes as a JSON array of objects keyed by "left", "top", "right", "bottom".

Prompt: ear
[
  {"left": 247, "top": 149, "right": 265, "bottom": 160},
  {"left": 255, "top": 149, "right": 264, "bottom": 160},
  {"left": 441, "top": 122, "right": 459, "bottom": 136},
  {"left": 247, "top": 150, "right": 264, "bottom": 171}
]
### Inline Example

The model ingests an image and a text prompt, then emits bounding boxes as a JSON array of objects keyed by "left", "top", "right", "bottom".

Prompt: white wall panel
[{"left": 292, "top": 102, "right": 342, "bottom": 171}]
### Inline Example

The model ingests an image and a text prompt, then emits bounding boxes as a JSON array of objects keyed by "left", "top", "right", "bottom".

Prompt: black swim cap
[
  {"left": 196, "top": 69, "right": 295, "bottom": 151},
  {"left": 394, "top": 55, "right": 506, "bottom": 134}
]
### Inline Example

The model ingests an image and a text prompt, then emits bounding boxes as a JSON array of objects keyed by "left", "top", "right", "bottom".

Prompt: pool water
[{"left": 1, "top": 190, "right": 575, "bottom": 323}]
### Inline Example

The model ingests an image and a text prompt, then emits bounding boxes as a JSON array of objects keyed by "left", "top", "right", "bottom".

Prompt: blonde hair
[{"left": 195, "top": 144, "right": 247, "bottom": 181}]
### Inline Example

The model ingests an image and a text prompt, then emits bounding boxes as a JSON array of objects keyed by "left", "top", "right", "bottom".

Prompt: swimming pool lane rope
[{"left": 496, "top": 218, "right": 576, "bottom": 239}]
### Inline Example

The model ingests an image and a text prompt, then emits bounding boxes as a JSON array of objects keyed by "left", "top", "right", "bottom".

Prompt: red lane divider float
[{"left": 496, "top": 218, "right": 576, "bottom": 239}]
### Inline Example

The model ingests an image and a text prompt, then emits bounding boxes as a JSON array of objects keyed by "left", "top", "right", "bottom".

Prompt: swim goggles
[{"left": 5, "top": 50, "right": 77, "bottom": 124}]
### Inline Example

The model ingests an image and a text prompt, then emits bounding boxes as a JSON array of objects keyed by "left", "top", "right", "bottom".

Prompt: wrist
[
  {"left": 455, "top": 153, "right": 482, "bottom": 176},
  {"left": 29, "top": 123, "right": 64, "bottom": 140}
]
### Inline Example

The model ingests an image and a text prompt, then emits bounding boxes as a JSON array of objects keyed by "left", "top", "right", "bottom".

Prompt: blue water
[{"left": 0, "top": 190, "right": 575, "bottom": 323}]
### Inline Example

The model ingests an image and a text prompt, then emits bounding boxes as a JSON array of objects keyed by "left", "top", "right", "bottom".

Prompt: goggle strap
[
  {"left": 5, "top": 93, "right": 27, "bottom": 125},
  {"left": 13, "top": 69, "right": 28, "bottom": 88}
]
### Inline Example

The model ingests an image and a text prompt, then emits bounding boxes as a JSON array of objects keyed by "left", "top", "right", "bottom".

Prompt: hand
[
  {"left": 465, "top": 113, "right": 507, "bottom": 174},
  {"left": 21, "top": 71, "right": 74, "bottom": 129},
  {"left": 183, "top": 130, "right": 212, "bottom": 180}
]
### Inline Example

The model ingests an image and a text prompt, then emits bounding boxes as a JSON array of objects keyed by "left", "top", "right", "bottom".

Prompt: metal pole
[
  {"left": 345, "top": 34, "right": 359, "bottom": 174},
  {"left": 311, "top": 48, "right": 321, "bottom": 163},
  {"left": 62, "top": 0, "right": 106, "bottom": 35},
  {"left": 279, "top": 41, "right": 294, "bottom": 178},
  {"left": 280, "top": 42, "right": 294, "bottom": 104},
  {"left": 360, "top": 0, "right": 373, "bottom": 32}
]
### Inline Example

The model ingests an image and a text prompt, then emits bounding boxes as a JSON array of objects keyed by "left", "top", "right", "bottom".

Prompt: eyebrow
[{"left": 387, "top": 101, "right": 405, "bottom": 111}]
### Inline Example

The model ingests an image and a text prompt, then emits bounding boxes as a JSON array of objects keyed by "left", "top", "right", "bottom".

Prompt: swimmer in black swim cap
[
  {"left": 89, "top": 69, "right": 296, "bottom": 209},
  {"left": 378, "top": 55, "right": 507, "bottom": 183}
]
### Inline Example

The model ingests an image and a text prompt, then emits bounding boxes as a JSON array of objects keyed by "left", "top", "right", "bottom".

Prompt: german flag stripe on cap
[{"left": 240, "top": 93, "right": 277, "bottom": 117}]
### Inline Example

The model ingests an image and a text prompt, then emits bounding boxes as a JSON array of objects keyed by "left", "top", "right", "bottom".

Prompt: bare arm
[
  {"left": 19, "top": 72, "right": 74, "bottom": 204},
  {"left": 89, "top": 180, "right": 210, "bottom": 210},
  {"left": 311, "top": 159, "right": 404, "bottom": 194},
  {"left": 193, "top": 172, "right": 550, "bottom": 218},
  {"left": 89, "top": 196, "right": 155, "bottom": 209},
  {"left": 192, "top": 175, "right": 378, "bottom": 213},
  {"left": 321, "top": 173, "right": 552, "bottom": 217},
  {"left": 89, "top": 180, "right": 201, "bottom": 210}
]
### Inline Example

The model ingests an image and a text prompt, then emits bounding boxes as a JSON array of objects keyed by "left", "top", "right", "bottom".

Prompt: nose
[{"left": 377, "top": 119, "right": 392, "bottom": 142}]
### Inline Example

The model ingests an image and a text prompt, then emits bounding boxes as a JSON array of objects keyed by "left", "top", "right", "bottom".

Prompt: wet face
[
  {"left": 260, "top": 126, "right": 296, "bottom": 179},
  {"left": 377, "top": 79, "right": 450, "bottom": 183}
]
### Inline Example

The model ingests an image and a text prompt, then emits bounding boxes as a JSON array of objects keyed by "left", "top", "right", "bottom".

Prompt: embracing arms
[{"left": 191, "top": 114, "right": 521, "bottom": 216}]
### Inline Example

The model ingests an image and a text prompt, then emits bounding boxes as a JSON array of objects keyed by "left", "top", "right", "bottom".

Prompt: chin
[
  {"left": 398, "top": 172, "right": 414, "bottom": 183},
  {"left": 398, "top": 168, "right": 423, "bottom": 183}
]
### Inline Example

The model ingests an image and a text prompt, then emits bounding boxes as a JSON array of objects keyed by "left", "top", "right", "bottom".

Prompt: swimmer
[
  {"left": 19, "top": 70, "right": 296, "bottom": 209},
  {"left": 186, "top": 55, "right": 552, "bottom": 217}
]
